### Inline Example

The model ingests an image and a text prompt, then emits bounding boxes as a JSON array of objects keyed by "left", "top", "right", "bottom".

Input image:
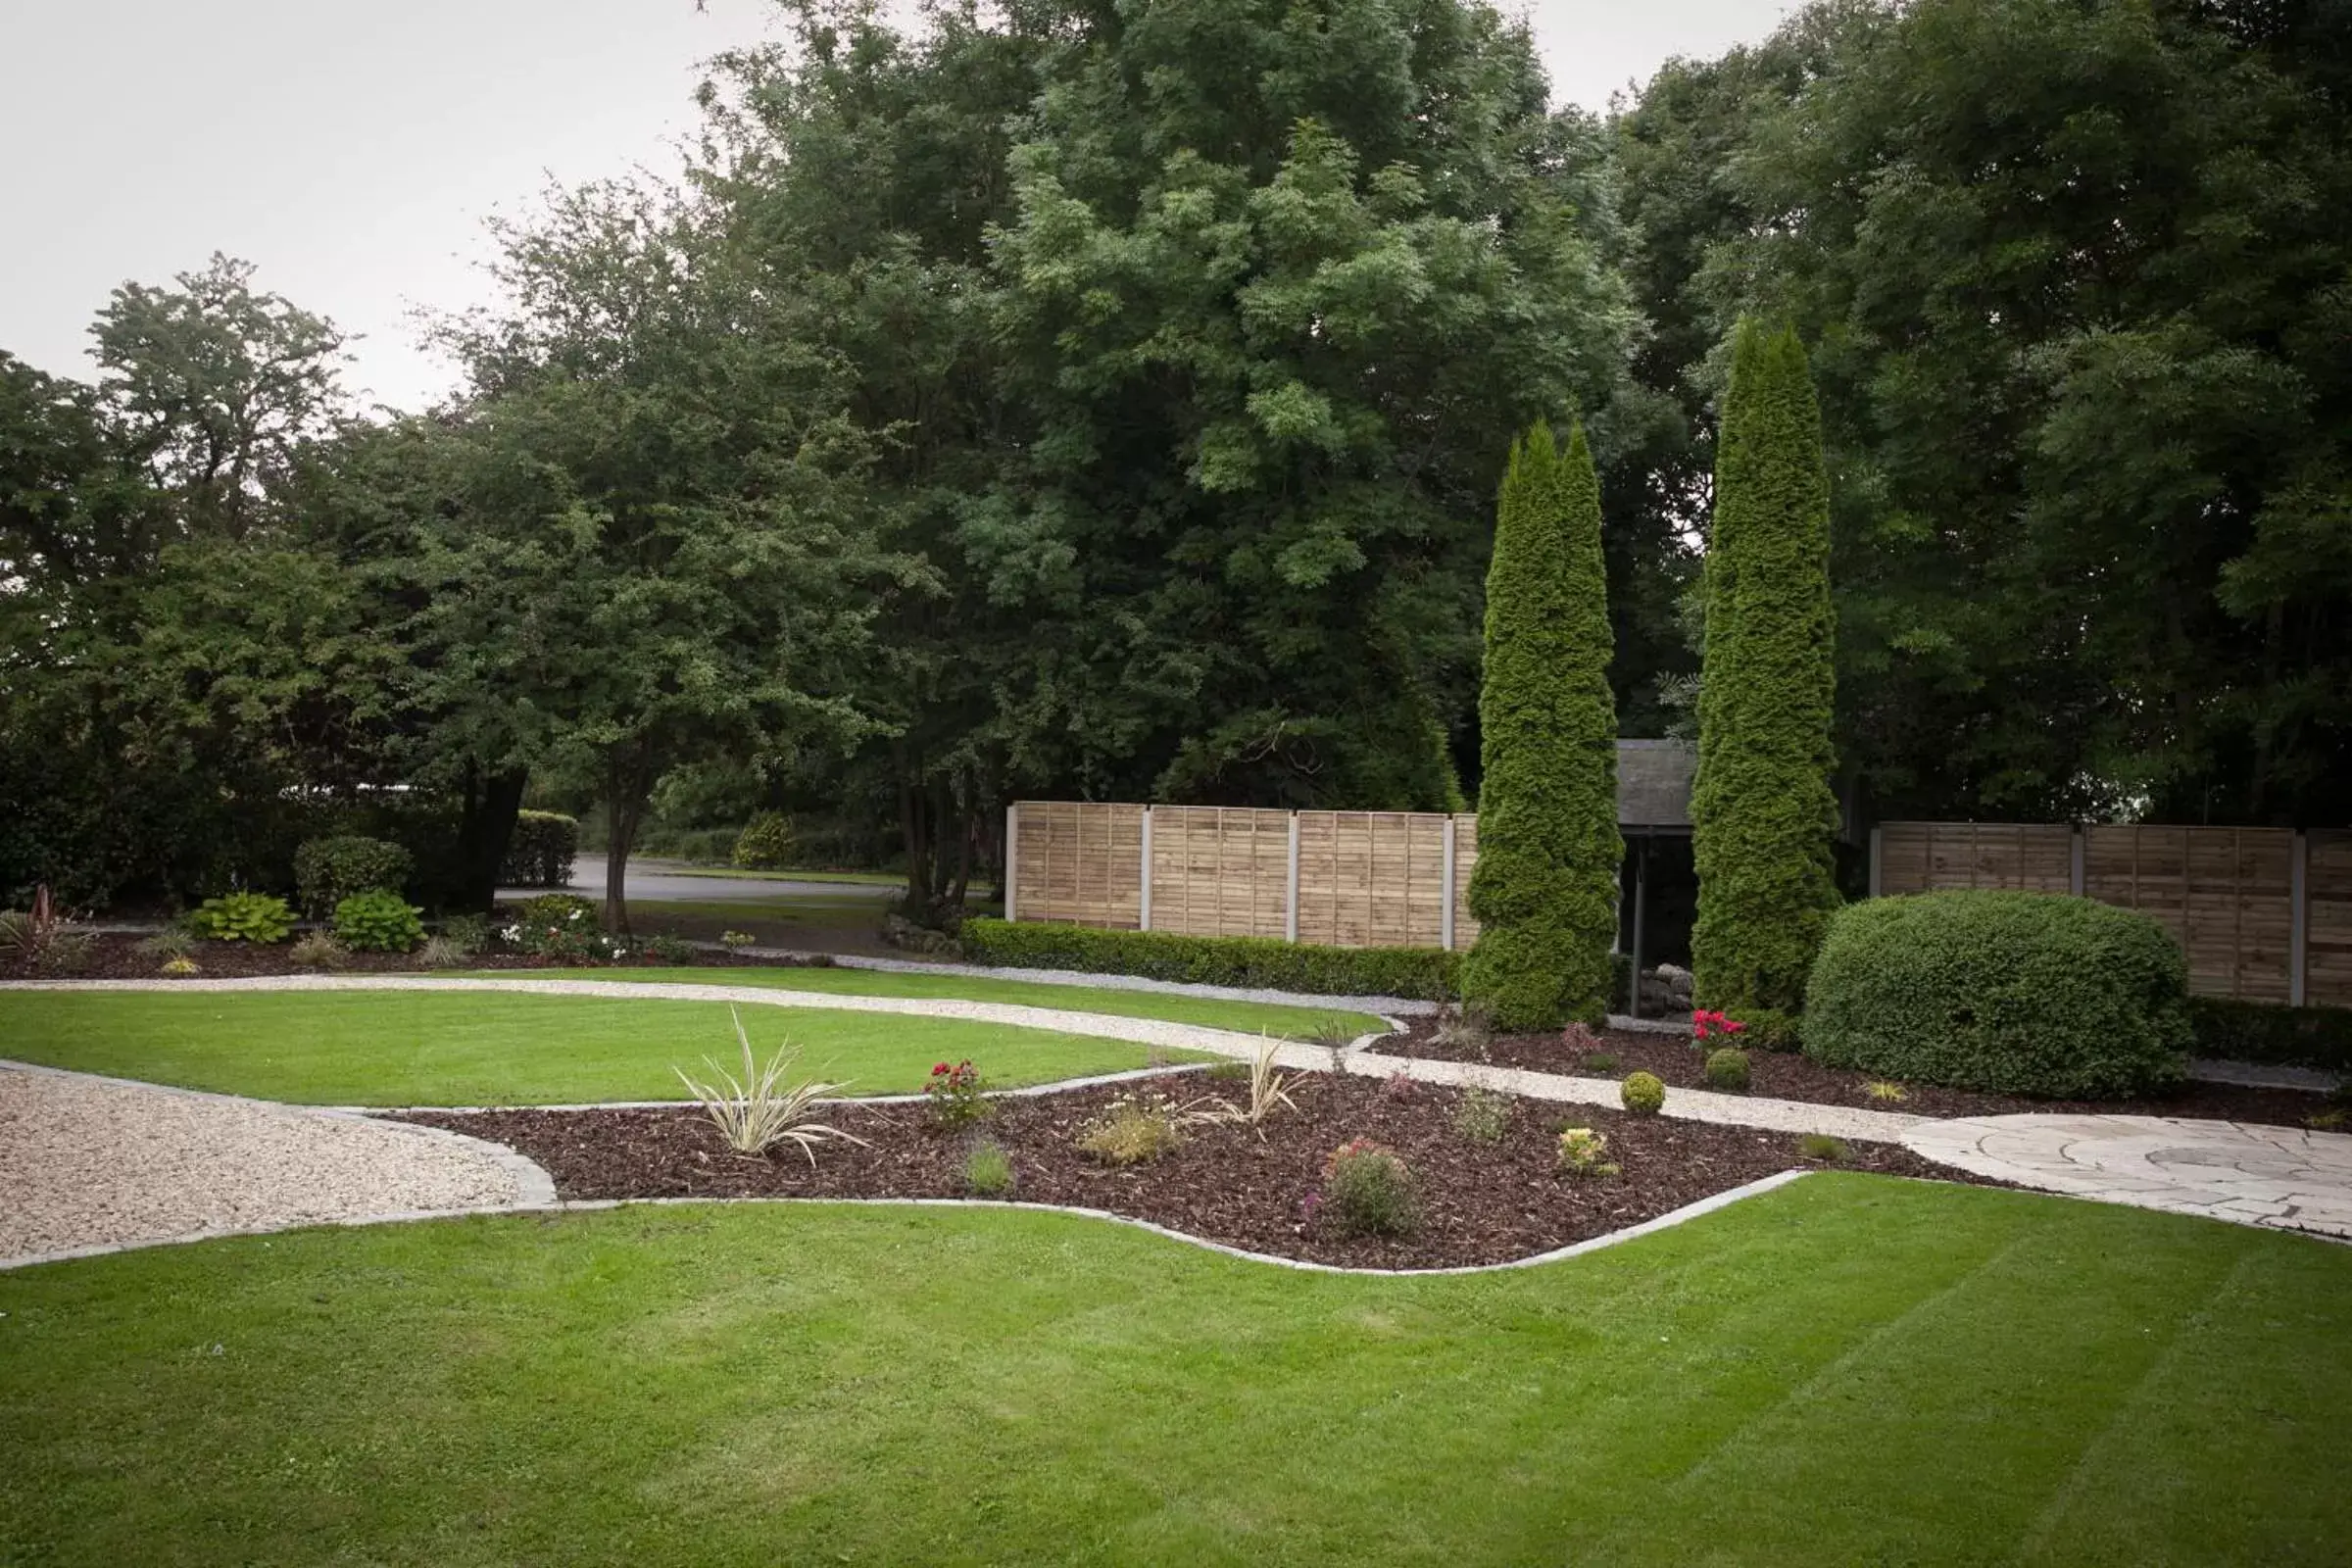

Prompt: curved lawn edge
[{"left": 0, "top": 1158, "right": 1815, "bottom": 1278}]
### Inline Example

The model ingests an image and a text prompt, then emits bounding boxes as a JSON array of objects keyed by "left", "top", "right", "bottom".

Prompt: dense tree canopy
[{"left": 3, "top": 0, "right": 2345, "bottom": 922}]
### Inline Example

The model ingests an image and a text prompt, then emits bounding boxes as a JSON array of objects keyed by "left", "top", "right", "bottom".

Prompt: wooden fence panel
[
  {"left": 1294, "top": 811, "right": 1452, "bottom": 950},
  {"left": 2083, "top": 825, "right": 2293, "bottom": 1003},
  {"left": 1010, "top": 802, "right": 1144, "bottom": 930},
  {"left": 1877, "top": 821, "right": 2074, "bottom": 895},
  {"left": 1147, "top": 806, "right": 1292, "bottom": 939},
  {"left": 2308, "top": 830, "right": 2352, "bottom": 1008}
]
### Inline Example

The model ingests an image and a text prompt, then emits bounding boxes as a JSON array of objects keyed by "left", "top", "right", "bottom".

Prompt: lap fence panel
[
  {"left": 2084, "top": 824, "right": 2293, "bottom": 1002},
  {"left": 1012, "top": 802, "right": 1144, "bottom": 930},
  {"left": 1148, "top": 806, "right": 1292, "bottom": 939},
  {"left": 1874, "top": 821, "right": 2074, "bottom": 895},
  {"left": 1293, "top": 811, "right": 1451, "bottom": 950},
  {"left": 2306, "top": 830, "right": 2352, "bottom": 1008}
]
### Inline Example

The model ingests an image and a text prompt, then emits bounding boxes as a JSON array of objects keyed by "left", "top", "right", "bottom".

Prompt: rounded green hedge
[{"left": 1803, "top": 892, "right": 2191, "bottom": 1098}]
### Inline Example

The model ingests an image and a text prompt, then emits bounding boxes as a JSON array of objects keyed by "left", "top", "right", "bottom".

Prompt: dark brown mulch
[
  {"left": 0, "top": 933, "right": 830, "bottom": 984},
  {"left": 400, "top": 1072, "right": 1987, "bottom": 1270},
  {"left": 1378, "top": 1018, "right": 2336, "bottom": 1130}
]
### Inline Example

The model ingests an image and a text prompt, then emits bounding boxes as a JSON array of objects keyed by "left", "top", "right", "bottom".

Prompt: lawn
[
  {"left": 503, "top": 964, "right": 1385, "bottom": 1039},
  {"left": 0, "top": 991, "right": 1209, "bottom": 1105},
  {"left": 1, "top": 1176, "right": 2345, "bottom": 1565}
]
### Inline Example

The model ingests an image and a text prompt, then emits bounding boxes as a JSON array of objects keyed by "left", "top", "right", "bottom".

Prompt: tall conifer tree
[
  {"left": 1463, "top": 421, "right": 1622, "bottom": 1030},
  {"left": 1690, "top": 322, "right": 1840, "bottom": 1015}
]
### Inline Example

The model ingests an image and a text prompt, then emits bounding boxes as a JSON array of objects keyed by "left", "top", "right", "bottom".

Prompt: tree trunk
[
  {"left": 605, "top": 752, "right": 650, "bottom": 937},
  {"left": 452, "top": 762, "right": 529, "bottom": 912}
]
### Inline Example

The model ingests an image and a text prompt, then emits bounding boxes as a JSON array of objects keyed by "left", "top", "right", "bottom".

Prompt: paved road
[{"left": 501, "top": 857, "right": 899, "bottom": 906}]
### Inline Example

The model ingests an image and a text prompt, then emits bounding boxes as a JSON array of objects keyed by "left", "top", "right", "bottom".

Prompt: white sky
[{"left": 0, "top": 0, "right": 1796, "bottom": 412}]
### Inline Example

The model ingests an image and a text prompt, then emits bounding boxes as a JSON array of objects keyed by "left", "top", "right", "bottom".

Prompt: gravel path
[{"left": 0, "top": 1062, "right": 552, "bottom": 1267}]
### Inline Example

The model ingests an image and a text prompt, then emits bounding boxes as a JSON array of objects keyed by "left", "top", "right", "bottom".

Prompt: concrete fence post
[
  {"left": 1867, "top": 826, "right": 1883, "bottom": 899},
  {"left": 1440, "top": 816, "right": 1458, "bottom": 952},
  {"left": 2291, "top": 831, "right": 2308, "bottom": 1007},
  {"left": 1285, "top": 813, "right": 1300, "bottom": 943},
  {"left": 2070, "top": 826, "right": 2086, "bottom": 897},
  {"left": 1138, "top": 807, "right": 1153, "bottom": 933},
  {"left": 1003, "top": 803, "right": 1019, "bottom": 923}
]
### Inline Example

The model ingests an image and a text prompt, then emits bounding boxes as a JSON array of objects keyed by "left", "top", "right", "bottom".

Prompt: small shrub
[
  {"left": 731, "top": 812, "right": 797, "bottom": 869},
  {"left": 438, "top": 913, "right": 491, "bottom": 955},
  {"left": 1805, "top": 892, "right": 2190, "bottom": 1098},
  {"left": 1384, "top": 1069, "right": 1418, "bottom": 1101},
  {"left": 1075, "top": 1094, "right": 1189, "bottom": 1166},
  {"left": 1690, "top": 1008, "right": 1746, "bottom": 1045},
  {"left": 517, "top": 892, "right": 599, "bottom": 926},
  {"left": 1320, "top": 1139, "right": 1417, "bottom": 1237},
  {"left": 0, "top": 887, "right": 90, "bottom": 971},
  {"left": 1556, "top": 1127, "right": 1620, "bottom": 1177},
  {"left": 1201, "top": 1036, "right": 1303, "bottom": 1132},
  {"left": 1621, "top": 1071, "right": 1665, "bottom": 1115},
  {"left": 185, "top": 891, "right": 295, "bottom": 945},
  {"left": 1432, "top": 1004, "right": 1493, "bottom": 1057},
  {"left": 503, "top": 895, "right": 624, "bottom": 962},
  {"left": 963, "top": 1138, "right": 1015, "bottom": 1196},
  {"left": 414, "top": 935, "right": 471, "bottom": 970},
  {"left": 161, "top": 956, "right": 201, "bottom": 977},
  {"left": 501, "top": 810, "right": 579, "bottom": 888},
  {"left": 137, "top": 927, "right": 196, "bottom": 961},
  {"left": 719, "top": 929, "right": 757, "bottom": 950},
  {"left": 1864, "top": 1080, "right": 1910, "bottom": 1102},
  {"left": 1798, "top": 1133, "right": 1849, "bottom": 1163},
  {"left": 925, "top": 1059, "right": 991, "bottom": 1128},
  {"left": 293, "top": 835, "right": 412, "bottom": 918},
  {"left": 674, "top": 1008, "right": 867, "bottom": 1162},
  {"left": 1559, "top": 1020, "right": 1605, "bottom": 1054},
  {"left": 1452, "top": 1086, "right": 1512, "bottom": 1145},
  {"left": 335, "top": 890, "right": 425, "bottom": 954},
  {"left": 1703, "top": 1048, "right": 1751, "bottom": 1092},
  {"left": 1582, "top": 1052, "right": 1619, "bottom": 1075},
  {"left": 960, "top": 918, "right": 1461, "bottom": 1001},
  {"left": 1725, "top": 1007, "right": 1801, "bottom": 1052},
  {"left": 289, "top": 931, "right": 350, "bottom": 969},
  {"left": 640, "top": 933, "right": 696, "bottom": 965}
]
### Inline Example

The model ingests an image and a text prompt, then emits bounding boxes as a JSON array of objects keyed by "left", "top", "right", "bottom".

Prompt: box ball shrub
[
  {"left": 1621, "top": 1071, "right": 1665, "bottom": 1114},
  {"left": 499, "top": 811, "right": 579, "bottom": 888},
  {"left": 1803, "top": 891, "right": 2191, "bottom": 1098},
  {"left": 293, "top": 835, "right": 413, "bottom": 919},
  {"left": 335, "top": 890, "right": 425, "bottom": 954},
  {"left": 1703, "top": 1048, "right": 1751, "bottom": 1092}
]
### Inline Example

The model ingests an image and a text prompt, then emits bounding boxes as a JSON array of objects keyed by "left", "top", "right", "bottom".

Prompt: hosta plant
[
  {"left": 185, "top": 891, "right": 295, "bottom": 945},
  {"left": 674, "top": 1008, "right": 868, "bottom": 1163}
]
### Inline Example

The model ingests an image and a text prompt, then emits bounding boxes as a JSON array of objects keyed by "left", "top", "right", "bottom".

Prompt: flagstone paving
[{"left": 1901, "top": 1113, "right": 2352, "bottom": 1239}]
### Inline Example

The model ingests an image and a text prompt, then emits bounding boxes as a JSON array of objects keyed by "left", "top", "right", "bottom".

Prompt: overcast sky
[{"left": 0, "top": 0, "right": 1795, "bottom": 412}]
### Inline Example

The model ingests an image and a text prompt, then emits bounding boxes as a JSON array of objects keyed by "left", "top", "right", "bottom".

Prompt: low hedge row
[
  {"left": 2188, "top": 997, "right": 2352, "bottom": 1072},
  {"left": 960, "top": 919, "right": 1461, "bottom": 1001},
  {"left": 1803, "top": 891, "right": 2191, "bottom": 1098},
  {"left": 500, "top": 811, "right": 579, "bottom": 888}
]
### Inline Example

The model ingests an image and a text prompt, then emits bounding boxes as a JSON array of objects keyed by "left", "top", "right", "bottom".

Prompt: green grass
[
  {"left": 0, "top": 991, "right": 1207, "bottom": 1105},
  {"left": 629, "top": 895, "right": 893, "bottom": 931},
  {"left": 2, "top": 1177, "right": 2346, "bottom": 1564},
  {"left": 634, "top": 864, "right": 940, "bottom": 889},
  {"left": 504, "top": 964, "right": 1384, "bottom": 1039}
]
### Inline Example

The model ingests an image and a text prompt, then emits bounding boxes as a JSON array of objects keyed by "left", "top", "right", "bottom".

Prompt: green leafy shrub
[
  {"left": 1799, "top": 1134, "right": 1849, "bottom": 1163},
  {"left": 731, "top": 812, "right": 796, "bottom": 870},
  {"left": 1704, "top": 1048, "right": 1751, "bottom": 1091},
  {"left": 1621, "top": 1071, "right": 1665, "bottom": 1115},
  {"left": 1451, "top": 1086, "right": 1512, "bottom": 1145},
  {"left": 961, "top": 918, "right": 1459, "bottom": 1000},
  {"left": 161, "top": 956, "right": 201, "bottom": 978},
  {"left": 640, "top": 933, "right": 696, "bottom": 965},
  {"left": 293, "top": 836, "right": 413, "bottom": 919},
  {"left": 2187, "top": 997, "right": 2352, "bottom": 1072},
  {"left": 963, "top": 1138, "right": 1014, "bottom": 1197},
  {"left": 1556, "top": 1127, "right": 1620, "bottom": 1177},
  {"left": 3, "top": 899, "right": 97, "bottom": 973},
  {"left": 517, "top": 892, "right": 599, "bottom": 927},
  {"left": 438, "top": 914, "right": 491, "bottom": 955},
  {"left": 500, "top": 811, "right": 579, "bottom": 888},
  {"left": 289, "top": 932, "right": 350, "bottom": 969},
  {"left": 719, "top": 929, "right": 757, "bottom": 950},
  {"left": 1723, "top": 1007, "right": 1799, "bottom": 1052},
  {"left": 1318, "top": 1139, "right": 1417, "bottom": 1238},
  {"left": 1461, "top": 421, "right": 1622, "bottom": 1029},
  {"left": 1690, "top": 323, "right": 1842, "bottom": 1015},
  {"left": 335, "top": 890, "right": 425, "bottom": 954},
  {"left": 185, "top": 891, "right": 295, "bottom": 945},
  {"left": 1804, "top": 892, "right": 2191, "bottom": 1098}
]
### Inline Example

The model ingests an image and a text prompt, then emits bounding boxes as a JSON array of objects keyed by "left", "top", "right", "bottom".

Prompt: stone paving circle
[{"left": 1902, "top": 1113, "right": 2352, "bottom": 1240}]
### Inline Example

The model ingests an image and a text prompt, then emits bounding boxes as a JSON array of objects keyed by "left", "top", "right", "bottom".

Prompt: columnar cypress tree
[
  {"left": 1690, "top": 322, "right": 1840, "bottom": 1015},
  {"left": 1462, "top": 421, "right": 1623, "bottom": 1030}
]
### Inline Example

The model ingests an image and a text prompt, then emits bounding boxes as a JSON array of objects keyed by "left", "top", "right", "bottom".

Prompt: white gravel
[{"left": 0, "top": 1062, "right": 550, "bottom": 1266}]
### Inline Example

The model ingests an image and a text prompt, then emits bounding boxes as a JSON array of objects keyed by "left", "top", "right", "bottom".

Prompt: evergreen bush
[
  {"left": 500, "top": 811, "right": 579, "bottom": 888},
  {"left": 1690, "top": 322, "right": 1841, "bottom": 1015},
  {"left": 1461, "top": 421, "right": 1623, "bottom": 1030},
  {"left": 960, "top": 918, "right": 1458, "bottom": 1000},
  {"left": 1804, "top": 891, "right": 2191, "bottom": 1098},
  {"left": 334, "top": 890, "right": 425, "bottom": 954},
  {"left": 294, "top": 835, "right": 414, "bottom": 918},
  {"left": 731, "top": 812, "right": 797, "bottom": 870}
]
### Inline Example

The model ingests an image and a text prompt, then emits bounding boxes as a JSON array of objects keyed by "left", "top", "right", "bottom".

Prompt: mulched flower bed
[
  {"left": 1377, "top": 1018, "right": 2337, "bottom": 1131},
  {"left": 0, "top": 934, "right": 830, "bottom": 984},
  {"left": 399, "top": 1071, "right": 1988, "bottom": 1270}
]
